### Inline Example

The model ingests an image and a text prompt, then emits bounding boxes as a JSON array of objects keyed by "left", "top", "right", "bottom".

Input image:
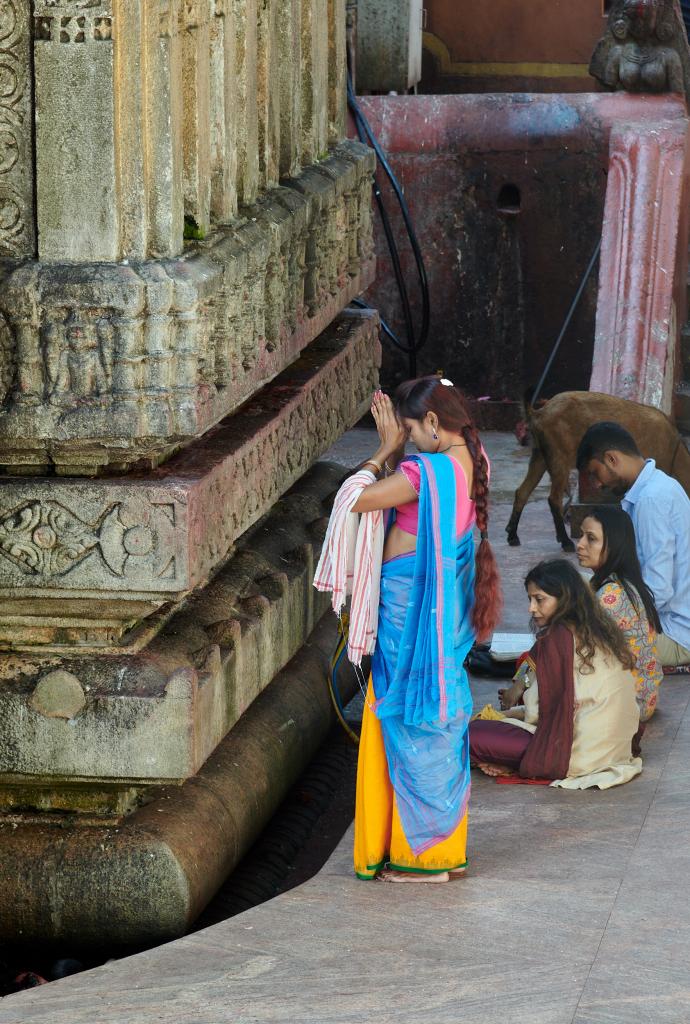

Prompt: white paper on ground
[{"left": 489, "top": 632, "right": 533, "bottom": 661}]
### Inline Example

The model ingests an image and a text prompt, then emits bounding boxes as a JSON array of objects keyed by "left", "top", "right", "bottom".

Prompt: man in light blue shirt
[{"left": 577, "top": 421, "right": 690, "bottom": 667}]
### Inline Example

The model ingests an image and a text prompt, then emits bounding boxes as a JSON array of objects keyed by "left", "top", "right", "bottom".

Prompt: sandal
[{"left": 377, "top": 869, "right": 449, "bottom": 884}]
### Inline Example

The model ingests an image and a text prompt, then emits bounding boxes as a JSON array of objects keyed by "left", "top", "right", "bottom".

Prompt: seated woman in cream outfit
[
  {"left": 469, "top": 560, "right": 642, "bottom": 789},
  {"left": 575, "top": 505, "right": 662, "bottom": 725}
]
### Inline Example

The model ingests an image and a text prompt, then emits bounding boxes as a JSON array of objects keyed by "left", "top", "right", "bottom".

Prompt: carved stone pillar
[
  {"left": 277, "top": 0, "right": 302, "bottom": 178},
  {"left": 328, "top": 0, "right": 347, "bottom": 143},
  {"left": 34, "top": 0, "right": 121, "bottom": 260},
  {"left": 301, "top": 0, "right": 329, "bottom": 164},
  {"left": 33, "top": 0, "right": 188, "bottom": 261},
  {"left": 0, "top": 0, "right": 34, "bottom": 258},
  {"left": 0, "top": 0, "right": 375, "bottom": 942},
  {"left": 256, "top": 0, "right": 280, "bottom": 189},
  {"left": 590, "top": 116, "right": 690, "bottom": 412},
  {"left": 234, "top": 0, "right": 259, "bottom": 205},
  {"left": 181, "top": 0, "right": 212, "bottom": 234},
  {"left": 209, "top": 0, "right": 238, "bottom": 221},
  {"left": 147, "top": 0, "right": 185, "bottom": 257}
]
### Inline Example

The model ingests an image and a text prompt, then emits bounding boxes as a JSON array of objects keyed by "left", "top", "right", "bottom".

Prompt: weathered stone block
[
  {"left": 256, "top": 0, "right": 281, "bottom": 190},
  {"left": 301, "top": 0, "right": 329, "bottom": 164},
  {"left": 28, "top": 669, "right": 86, "bottom": 720},
  {"left": 26, "top": 0, "right": 357, "bottom": 262},
  {"left": 147, "top": 0, "right": 185, "bottom": 257},
  {"left": 328, "top": 0, "right": 347, "bottom": 143},
  {"left": 210, "top": 0, "right": 238, "bottom": 221},
  {"left": 0, "top": 309, "right": 380, "bottom": 649},
  {"left": 234, "top": 0, "right": 260, "bottom": 206},
  {"left": 356, "top": 0, "right": 423, "bottom": 93},
  {"left": 278, "top": 0, "right": 302, "bottom": 177},
  {"left": 34, "top": 0, "right": 128, "bottom": 261},
  {"left": 0, "top": 141, "right": 375, "bottom": 473},
  {"left": 0, "top": 613, "right": 355, "bottom": 945},
  {"left": 181, "top": 0, "right": 213, "bottom": 236},
  {"left": 0, "top": 461, "right": 352, "bottom": 798}
]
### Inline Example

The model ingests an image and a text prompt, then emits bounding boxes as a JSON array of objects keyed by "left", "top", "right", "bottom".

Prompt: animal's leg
[
  {"left": 547, "top": 469, "right": 575, "bottom": 551},
  {"left": 506, "top": 448, "right": 547, "bottom": 546}
]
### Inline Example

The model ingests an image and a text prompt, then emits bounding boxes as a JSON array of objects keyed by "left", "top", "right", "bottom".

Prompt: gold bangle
[
  {"left": 363, "top": 457, "right": 382, "bottom": 474},
  {"left": 384, "top": 460, "right": 393, "bottom": 473}
]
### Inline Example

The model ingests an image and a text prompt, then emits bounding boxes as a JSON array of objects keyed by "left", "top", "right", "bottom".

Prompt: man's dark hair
[{"left": 575, "top": 421, "right": 641, "bottom": 471}]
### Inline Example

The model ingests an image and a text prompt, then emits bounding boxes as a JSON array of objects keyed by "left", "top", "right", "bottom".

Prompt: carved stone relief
[
  {"left": 0, "top": 495, "right": 177, "bottom": 583},
  {"left": 0, "top": 309, "right": 380, "bottom": 651},
  {"left": 0, "top": 142, "right": 375, "bottom": 472},
  {"left": 590, "top": 0, "right": 690, "bottom": 97},
  {"left": 32, "top": 0, "right": 113, "bottom": 42},
  {"left": 32, "top": 0, "right": 113, "bottom": 44},
  {"left": 184, "top": 309, "right": 381, "bottom": 581},
  {"left": 0, "top": 499, "right": 99, "bottom": 576},
  {"left": 0, "top": 0, "right": 35, "bottom": 256}
]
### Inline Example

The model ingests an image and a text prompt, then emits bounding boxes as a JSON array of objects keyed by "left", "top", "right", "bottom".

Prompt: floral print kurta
[{"left": 597, "top": 577, "right": 662, "bottom": 722}]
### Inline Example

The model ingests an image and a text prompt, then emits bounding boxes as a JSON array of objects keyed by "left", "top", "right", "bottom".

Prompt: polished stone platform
[{"left": 2, "top": 435, "right": 687, "bottom": 1023}]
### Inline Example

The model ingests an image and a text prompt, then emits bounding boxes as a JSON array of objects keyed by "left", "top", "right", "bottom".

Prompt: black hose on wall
[{"left": 347, "top": 74, "right": 431, "bottom": 379}]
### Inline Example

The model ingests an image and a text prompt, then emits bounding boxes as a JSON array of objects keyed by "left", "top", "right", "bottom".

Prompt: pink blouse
[{"left": 396, "top": 456, "right": 478, "bottom": 537}]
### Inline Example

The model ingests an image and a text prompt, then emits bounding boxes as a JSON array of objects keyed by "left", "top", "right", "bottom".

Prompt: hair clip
[{"left": 439, "top": 378, "right": 453, "bottom": 386}]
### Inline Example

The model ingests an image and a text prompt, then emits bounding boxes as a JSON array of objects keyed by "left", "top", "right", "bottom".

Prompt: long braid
[
  {"left": 461, "top": 422, "right": 503, "bottom": 641},
  {"left": 394, "top": 375, "right": 503, "bottom": 642}
]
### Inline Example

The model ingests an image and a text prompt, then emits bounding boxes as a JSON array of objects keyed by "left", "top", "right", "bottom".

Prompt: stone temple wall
[
  {"left": 14, "top": 0, "right": 346, "bottom": 262},
  {"left": 0, "top": 0, "right": 373, "bottom": 475},
  {"left": 0, "top": 0, "right": 379, "bottom": 925}
]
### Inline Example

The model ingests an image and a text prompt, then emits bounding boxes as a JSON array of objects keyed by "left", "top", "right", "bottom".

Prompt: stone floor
[{"left": 2, "top": 432, "right": 688, "bottom": 1023}]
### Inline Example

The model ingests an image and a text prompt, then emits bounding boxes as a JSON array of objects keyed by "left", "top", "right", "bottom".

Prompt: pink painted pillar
[{"left": 590, "top": 116, "right": 690, "bottom": 413}]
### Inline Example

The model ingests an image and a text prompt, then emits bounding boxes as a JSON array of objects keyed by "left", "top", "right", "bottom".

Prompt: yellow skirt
[{"left": 353, "top": 679, "right": 468, "bottom": 879}]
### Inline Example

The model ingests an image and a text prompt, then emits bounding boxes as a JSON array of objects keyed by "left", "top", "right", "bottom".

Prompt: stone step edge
[
  {"left": 0, "top": 613, "right": 357, "bottom": 946},
  {"left": 0, "top": 462, "right": 346, "bottom": 790}
]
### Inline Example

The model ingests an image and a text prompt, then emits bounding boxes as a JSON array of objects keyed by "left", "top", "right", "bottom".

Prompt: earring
[{"left": 432, "top": 431, "right": 438, "bottom": 440}]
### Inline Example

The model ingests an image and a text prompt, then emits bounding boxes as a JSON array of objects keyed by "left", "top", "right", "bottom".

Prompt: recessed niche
[{"left": 497, "top": 183, "right": 521, "bottom": 216}]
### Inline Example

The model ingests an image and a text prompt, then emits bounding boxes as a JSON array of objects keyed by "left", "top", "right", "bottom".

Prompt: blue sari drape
[{"left": 371, "top": 454, "right": 475, "bottom": 855}]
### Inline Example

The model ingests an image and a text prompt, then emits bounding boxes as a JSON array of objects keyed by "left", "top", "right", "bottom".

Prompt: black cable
[
  {"left": 373, "top": 173, "right": 417, "bottom": 366},
  {"left": 348, "top": 94, "right": 416, "bottom": 369},
  {"left": 350, "top": 297, "right": 403, "bottom": 349},
  {"left": 531, "top": 237, "right": 602, "bottom": 406},
  {"left": 348, "top": 77, "right": 430, "bottom": 353},
  {"left": 347, "top": 74, "right": 431, "bottom": 377}
]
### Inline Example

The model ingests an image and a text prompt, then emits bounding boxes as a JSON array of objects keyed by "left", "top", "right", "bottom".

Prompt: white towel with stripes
[{"left": 313, "top": 469, "right": 384, "bottom": 665}]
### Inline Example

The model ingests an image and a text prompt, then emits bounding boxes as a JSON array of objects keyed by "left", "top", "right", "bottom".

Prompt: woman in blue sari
[{"left": 350, "top": 377, "right": 501, "bottom": 882}]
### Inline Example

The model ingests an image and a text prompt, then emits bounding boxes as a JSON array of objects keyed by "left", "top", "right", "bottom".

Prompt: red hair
[{"left": 394, "top": 376, "right": 503, "bottom": 641}]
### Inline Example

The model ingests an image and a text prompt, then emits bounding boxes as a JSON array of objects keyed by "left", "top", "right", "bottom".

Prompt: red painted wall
[
  {"left": 422, "top": 0, "right": 606, "bottom": 93},
  {"left": 431, "top": 0, "right": 604, "bottom": 63},
  {"left": 358, "top": 94, "right": 611, "bottom": 404}
]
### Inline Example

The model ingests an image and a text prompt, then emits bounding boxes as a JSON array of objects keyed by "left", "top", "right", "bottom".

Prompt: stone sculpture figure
[{"left": 590, "top": 0, "right": 690, "bottom": 98}]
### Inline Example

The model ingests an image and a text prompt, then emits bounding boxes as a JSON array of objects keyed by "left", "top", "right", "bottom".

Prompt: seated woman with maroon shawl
[{"left": 469, "top": 560, "right": 642, "bottom": 789}]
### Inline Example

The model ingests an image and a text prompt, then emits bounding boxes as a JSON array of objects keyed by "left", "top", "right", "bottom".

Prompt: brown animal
[{"left": 506, "top": 391, "right": 690, "bottom": 550}]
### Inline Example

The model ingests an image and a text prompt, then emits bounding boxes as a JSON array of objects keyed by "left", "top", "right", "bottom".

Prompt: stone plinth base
[
  {"left": 0, "top": 310, "right": 380, "bottom": 651},
  {"left": 0, "top": 462, "right": 350, "bottom": 795},
  {"left": 0, "top": 613, "right": 355, "bottom": 947},
  {"left": 0, "top": 141, "right": 375, "bottom": 474}
]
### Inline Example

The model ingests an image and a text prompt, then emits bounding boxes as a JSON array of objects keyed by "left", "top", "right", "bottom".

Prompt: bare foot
[
  {"left": 377, "top": 869, "right": 449, "bottom": 884},
  {"left": 448, "top": 867, "right": 468, "bottom": 880},
  {"left": 498, "top": 681, "right": 525, "bottom": 710},
  {"left": 477, "top": 761, "right": 515, "bottom": 778}
]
